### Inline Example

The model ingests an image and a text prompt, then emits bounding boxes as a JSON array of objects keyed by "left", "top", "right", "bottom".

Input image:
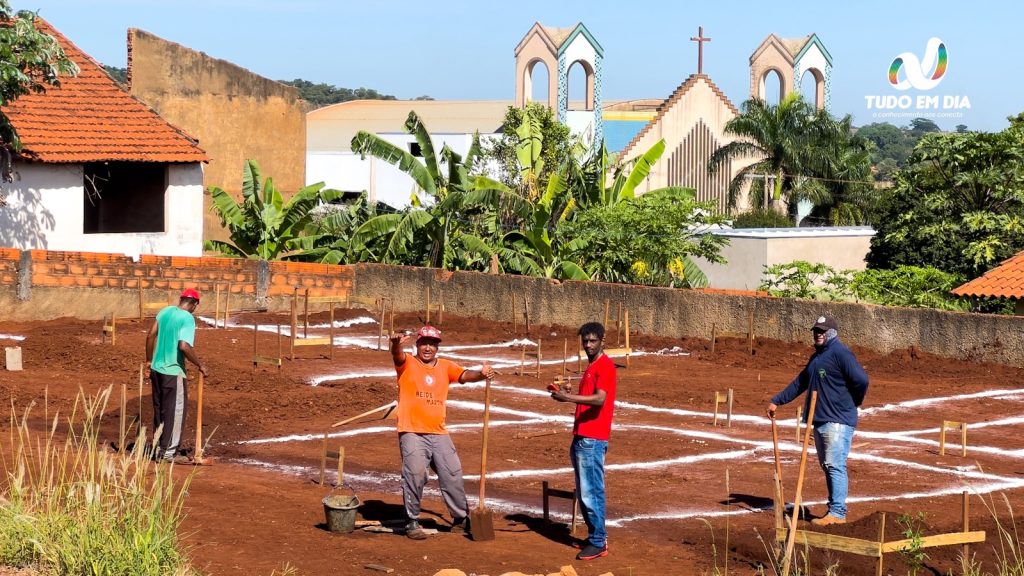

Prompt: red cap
[
  {"left": 180, "top": 288, "right": 201, "bottom": 302},
  {"left": 416, "top": 325, "right": 442, "bottom": 341}
]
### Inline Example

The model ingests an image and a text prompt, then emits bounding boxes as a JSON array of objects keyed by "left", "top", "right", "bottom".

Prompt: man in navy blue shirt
[{"left": 767, "top": 314, "right": 869, "bottom": 526}]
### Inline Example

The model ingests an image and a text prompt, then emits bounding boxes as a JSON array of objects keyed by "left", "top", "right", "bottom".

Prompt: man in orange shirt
[{"left": 390, "top": 325, "right": 494, "bottom": 540}]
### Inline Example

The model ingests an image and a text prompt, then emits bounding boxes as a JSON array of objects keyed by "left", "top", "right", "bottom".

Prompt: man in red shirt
[
  {"left": 551, "top": 322, "right": 616, "bottom": 561},
  {"left": 390, "top": 326, "right": 494, "bottom": 540}
]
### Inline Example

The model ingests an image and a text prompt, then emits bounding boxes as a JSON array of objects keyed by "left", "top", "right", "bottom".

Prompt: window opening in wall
[
  {"left": 408, "top": 142, "right": 422, "bottom": 157},
  {"left": 83, "top": 162, "right": 167, "bottom": 233}
]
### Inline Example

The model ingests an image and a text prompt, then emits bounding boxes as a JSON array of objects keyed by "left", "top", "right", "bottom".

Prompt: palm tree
[
  {"left": 206, "top": 160, "right": 334, "bottom": 260},
  {"left": 708, "top": 93, "right": 838, "bottom": 221},
  {"left": 349, "top": 111, "right": 528, "bottom": 269}
]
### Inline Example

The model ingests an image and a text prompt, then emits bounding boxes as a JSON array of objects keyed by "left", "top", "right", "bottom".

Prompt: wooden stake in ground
[
  {"left": 511, "top": 294, "right": 517, "bottom": 335},
  {"left": 303, "top": 288, "right": 310, "bottom": 339},
  {"left": 781, "top": 390, "right": 817, "bottom": 576},
  {"left": 770, "top": 413, "right": 786, "bottom": 535},
  {"left": 425, "top": 286, "right": 431, "bottom": 324},
  {"left": 377, "top": 298, "right": 386, "bottom": 351},
  {"left": 320, "top": 430, "right": 329, "bottom": 485},
  {"left": 747, "top": 309, "right": 754, "bottom": 355},
  {"left": 535, "top": 337, "right": 542, "bottom": 379},
  {"left": 603, "top": 299, "right": 610, "bottom": 329},
  {"left": 876, "top": 512, "right": 887, "bottom": 576},
  {"left": 290, "top": 294, "right": 298, "bottom": 360},
  {"left": 119, "top": 377, "right": 127, "bottom": 453},
  {"left": 725, "top": 468, "right": 731, "bottom": 576},
  {"left": 138, "top": 363, "right": 144, "bottom": 437},
  {"left": 194, "top": 372, "right": 206, "bottom": 464},
  {"left": 962, "top": 490, "right": 970, "bottom": 562},
  {"left": 337, "top": 446, "right": 345, "bottom": 487},
  {"left": 470, "top": 377, "right": 496, "bottom": 541},
  {"left": 624, "top": 309, "right": 631, "bottom": 368},
  {"left": 561, "top": 338, "right": 567, "bottom": 378}
]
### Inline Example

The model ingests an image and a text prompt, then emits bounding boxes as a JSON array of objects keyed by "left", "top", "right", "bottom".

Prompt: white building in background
[
  {"left": 693, "top": 227, "right": 877, "bottom": 291},
  {"left": 0, "top": 18, "right": 207, "bottom": 257},
  {"left": 305, "top": 100, "right": 509, "bottom": 208}
]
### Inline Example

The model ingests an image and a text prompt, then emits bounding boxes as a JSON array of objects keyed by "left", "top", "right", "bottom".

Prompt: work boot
[
  {"left": 450, "top": 517, "right": 470, "bottom": 535},
  {"left": 810, "top": 513, "right": 846, "bottom": 526},
  {"left": 405, "top": 520, "right": 429, "bottom": 540}
]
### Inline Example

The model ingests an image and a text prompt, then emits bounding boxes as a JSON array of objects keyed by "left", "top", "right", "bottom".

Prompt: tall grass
[{"left": 0, "top": 386, "right": 197, "bottom": 575}]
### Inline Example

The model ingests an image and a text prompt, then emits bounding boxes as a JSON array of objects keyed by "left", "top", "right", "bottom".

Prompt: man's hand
[
  {"left": 766, "top": 403, "right": 778, "bottom": 419},
  {"left": 480, "top": 363, "right": 494, "bottom": 380},
  {"left": 199, "top": 362, "right": 210, "bottom": 377},
  {"left": 390, "top": 331, "right": 410, "bottom": 347},
  {"left": 551, "top": 391, "right": 570, "bottom": 403}
]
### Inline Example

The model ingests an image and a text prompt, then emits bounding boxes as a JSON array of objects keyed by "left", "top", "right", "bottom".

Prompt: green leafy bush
[{"left": 731, "top": 209, "right": 794, "bottom": 229}]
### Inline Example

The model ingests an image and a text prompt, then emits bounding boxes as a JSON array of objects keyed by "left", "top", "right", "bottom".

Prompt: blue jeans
[
  {"left": 813, "top": 422, "right": 854, "bottom": 519},
  {"left": 571, "top": 435, "right": 608, "bottom": 548}
]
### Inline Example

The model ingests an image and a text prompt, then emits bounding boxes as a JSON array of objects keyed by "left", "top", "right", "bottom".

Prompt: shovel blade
[{"left": 469, "top": 507, "right": 495, "bottom": 541}]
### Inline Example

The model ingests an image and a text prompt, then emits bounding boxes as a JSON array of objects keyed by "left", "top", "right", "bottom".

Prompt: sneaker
[
  {"left": 810, "top": 513, "right": 846, "bottom": 526},
  {"left": 575, "top": 543, "right": 608, "bottom": 561},
  {"left": 405, "top": 521, "right": 429, "bottom": 540},
  {"left": 450, "top": 517, "right": 470, "bottom": 535}
]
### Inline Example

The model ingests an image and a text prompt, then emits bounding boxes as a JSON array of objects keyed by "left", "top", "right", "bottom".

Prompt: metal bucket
[{"left": 322, "top": 494, "right": 360, "bottom": 533}]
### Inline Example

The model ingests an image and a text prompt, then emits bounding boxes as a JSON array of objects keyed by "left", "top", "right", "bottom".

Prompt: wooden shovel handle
[
  {"left": 479, "top": 377, "right": 492, "bottom": 506},
  {"left": 770, "top": 415, "right": 784, "bottom": 488},
  {"left": 195, "top": 372, "right": 204, "bottom": 462}
]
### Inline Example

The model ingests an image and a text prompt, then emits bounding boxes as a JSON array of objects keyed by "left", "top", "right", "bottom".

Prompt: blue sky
[{"left": 24, "top": 0, "right": 1022, "bottom": 131}]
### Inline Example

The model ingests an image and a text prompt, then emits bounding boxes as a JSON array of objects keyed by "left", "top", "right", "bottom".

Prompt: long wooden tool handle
[
  {"left": 331, "top": 400, "right": 398, "bottom": 428},
  {"left": 479, "top": 377, "right": 492, "bottom": 507},
  {"left": 195, "top": 372, "right": 205, "bottom": 462},
  {"left": 771, "top": 415, "right": 784, "bottom": 496},
  {"left": 781, "top": 390, "right": 817, "bottom": 576}
]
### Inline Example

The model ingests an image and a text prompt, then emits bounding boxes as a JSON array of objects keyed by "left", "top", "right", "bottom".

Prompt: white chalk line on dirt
[
  {"left": 224, "top": 456, "right": 578, "bottom": 522},
  {"left": 224, "top": 455, "right": 1024, "bottom": 529},
  {"left": 0, "top": 333, "right": 25, "bottom": 341},
  {"left": 236, "top": 418, "right": 561, "bottom": 445},
  {"left": 884, "top": 415, "right": 1024, "bottom": 438},
  {"left": 860, "top": 387, "right": 1024, "bottom": 415},
  {"left": 197, "top": 315, "right": 377, "bottom": 333}
]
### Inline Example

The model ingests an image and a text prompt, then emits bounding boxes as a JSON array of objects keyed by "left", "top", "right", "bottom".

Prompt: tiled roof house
[
  {"left": 952, "top": 251, "right": 1024, "bottom": 314},
  {"left": 0, "top": 16, "right": 208, "bottom": 257}
]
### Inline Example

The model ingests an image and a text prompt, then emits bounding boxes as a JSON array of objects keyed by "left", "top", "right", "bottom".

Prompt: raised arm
[{"left": 390, "top": 332, "right": 409, "bottom": 367}]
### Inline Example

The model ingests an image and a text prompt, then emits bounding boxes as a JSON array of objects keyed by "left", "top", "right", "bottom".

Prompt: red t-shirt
[{"left": 573, "top": 353, "right": 617, "bottom": 440}]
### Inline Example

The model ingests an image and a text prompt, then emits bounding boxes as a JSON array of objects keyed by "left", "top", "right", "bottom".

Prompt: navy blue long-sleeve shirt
[{"left": 771, "top": 337, "right": 869, "bottom": 428}]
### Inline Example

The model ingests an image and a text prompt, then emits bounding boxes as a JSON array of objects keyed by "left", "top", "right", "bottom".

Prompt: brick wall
[{"left": 0, "top": 249, "right": 352, "bottom": 315}]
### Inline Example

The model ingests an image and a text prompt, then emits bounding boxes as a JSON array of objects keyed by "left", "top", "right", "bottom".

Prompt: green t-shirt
[{"left": 150, "top": 306, "right": 196, "bottom": 377}]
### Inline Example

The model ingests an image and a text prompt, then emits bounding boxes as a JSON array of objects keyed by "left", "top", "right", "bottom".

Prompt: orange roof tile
[
  {"left": 952, "top": 250, "right": 1024, "bottom": 299},
  {"left": 2, "top": 17, "right": 207, "bottom": 164}
]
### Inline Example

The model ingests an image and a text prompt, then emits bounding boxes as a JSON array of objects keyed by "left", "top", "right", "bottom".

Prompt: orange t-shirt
[{"left": 396, "top": 356, "right": 465, "bottom": 434}]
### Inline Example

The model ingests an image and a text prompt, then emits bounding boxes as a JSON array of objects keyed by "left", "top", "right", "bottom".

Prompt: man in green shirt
[{"left": 145, "top": 288, "right": 209, "bottom": 462}]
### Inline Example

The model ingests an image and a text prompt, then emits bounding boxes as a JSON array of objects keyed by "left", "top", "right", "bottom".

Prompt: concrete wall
[
  {"left": 0, "top": 249, "right": 1020, "bottom": 366},
  {"left": 0, "top": 162, "right": 204, "bottom": 257},
  {"left": 696, "top": 231, "right": 875, "bottom": 291},
  {"left": 127, "top": 29, "right": 306, "bottom": 243}
]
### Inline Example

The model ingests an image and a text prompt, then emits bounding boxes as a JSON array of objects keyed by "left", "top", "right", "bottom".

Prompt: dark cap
[{"left": 812, "top": 315, "right": 838, "bottom": 332}]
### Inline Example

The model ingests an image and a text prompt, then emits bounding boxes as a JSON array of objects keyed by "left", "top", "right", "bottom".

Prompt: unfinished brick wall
[{"left": 2, "top": 249, "right": 352, "bottom": 307}]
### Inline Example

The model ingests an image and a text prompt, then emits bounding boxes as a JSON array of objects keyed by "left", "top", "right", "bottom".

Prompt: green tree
[
  {"left": 278, "top": 79, "right": 399, "bottom": 109},
  {"left": 707, "top": 93, "right": 843, "bottom": 220},
  {"left": 560, "top": 188, "right": 728, "bottom": 287},
  {"left": 867, "top": 114, "right": 1024, "bottom": 279},
  {"left": 0, "top": 3, "right": 78, "bottom": 196},
  {"left": 731, "top": 208, "right": 792, "bottom": 228},
  {"left": 206, "top": 160, "right": 338, "bottom": 260},
  {"left": 102, "top": 64, "right": 126, "bottom": 84},
  {"left": 481, "top": 102, "right": 575, "bottom": 201}
]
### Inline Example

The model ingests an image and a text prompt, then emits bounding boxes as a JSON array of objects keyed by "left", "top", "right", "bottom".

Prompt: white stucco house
[{"left": 0, "top": 18, "right": 208, "bottom": 257}]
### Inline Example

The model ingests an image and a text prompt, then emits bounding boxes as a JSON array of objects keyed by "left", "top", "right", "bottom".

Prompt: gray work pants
[{"left": 399, "top": 432, "right": 469, "bottom": 521}]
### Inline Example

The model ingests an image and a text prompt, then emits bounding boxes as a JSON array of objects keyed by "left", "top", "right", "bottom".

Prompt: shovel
[{"left": 470, "top": 376, "right": 496, "bottom": 541}]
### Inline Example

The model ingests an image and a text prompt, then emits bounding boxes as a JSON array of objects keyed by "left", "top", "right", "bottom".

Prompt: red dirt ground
[{"left": 2, "top": 308, "right": 1024, "bottom": 576}]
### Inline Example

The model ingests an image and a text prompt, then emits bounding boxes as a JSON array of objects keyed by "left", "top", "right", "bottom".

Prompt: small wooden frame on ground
[
  {"left": 138, "top": 286, "right": 174, "bottom": 320},
  {"left": 939, "top": 420, "right": 968, "bottom": 457},
  {"left": 252, "top": 322, "right": 283, "bottom": 372},
  {"left": 102, "top": 312, "right": 117, "bottom": 345},
  {"left": 213, "top": 283, "right": 232, "bottom": 329},
  {"left": 710, "top": 309, "right": 755, "bottom": 355},
  {"left": 318, "top": 433, "right": 345, "bottom": 487},
  {"left": 542, "top": 480, "right": 579, "bottom": 535},
  {"left": 774, "top": 492, "right": 983, "bottom": 576},
  {"left": 516, "top": 338, "right": 543, "bottom": 378},
  {"left": 713, "top": 388, "right": 734, "bottom": 427},
  {"left": 289, "top": 289, "right": 343, "bottom": 360}
]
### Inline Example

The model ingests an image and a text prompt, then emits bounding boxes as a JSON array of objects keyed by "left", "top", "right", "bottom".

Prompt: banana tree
[
  {"left": 206, "top": 160, "right": 333, "bottom": 260},
  {"left": 350, "top": 111, "right": 528, "bottom": 269}
]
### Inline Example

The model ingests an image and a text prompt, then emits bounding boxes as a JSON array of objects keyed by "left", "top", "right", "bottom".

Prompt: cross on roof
[{"left": 690, "top": 26, "right": 711, "bottom": 75}]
